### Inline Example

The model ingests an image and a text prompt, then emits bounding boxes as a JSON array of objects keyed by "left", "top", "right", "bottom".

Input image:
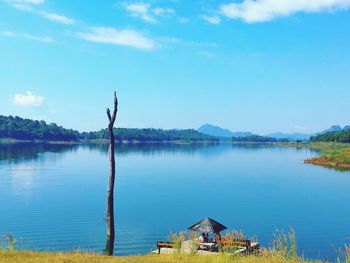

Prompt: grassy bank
[
  {"left": 279, "top": 142, "right": 350, "bottom": 170},
  {"left": 0, "top": 251, "right": 325, "bottom": 263},
  {"left": 304, "top": 142, "right": 350, "bottom": 170}
]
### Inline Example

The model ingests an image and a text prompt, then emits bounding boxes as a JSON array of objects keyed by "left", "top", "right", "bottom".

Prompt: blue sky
[{"left": 1, "top": 0, "right": 350, "bottom": 134}]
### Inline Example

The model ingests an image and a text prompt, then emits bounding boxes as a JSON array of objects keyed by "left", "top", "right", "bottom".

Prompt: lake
[{"left": 0, "top": 143, "right": 349, "bottom": 260}]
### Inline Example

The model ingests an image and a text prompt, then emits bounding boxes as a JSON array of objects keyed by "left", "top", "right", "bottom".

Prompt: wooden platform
[
  {"left": 151, "top": 248, "right": 220, "bottom": 255},
  {"left": 152, "top": 241, "right": 260, "bottom": 255}
]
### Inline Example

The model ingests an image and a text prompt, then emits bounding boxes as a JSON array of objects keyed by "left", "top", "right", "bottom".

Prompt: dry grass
[
  {"left": 0, "top": 229, "right": 335, "bottom": 262},
  {"left": 0, "top": 251, "right": 324, "bottom": 263}
]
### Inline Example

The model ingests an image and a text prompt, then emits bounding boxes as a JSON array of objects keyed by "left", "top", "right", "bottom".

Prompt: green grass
[
  {"left": 281, "top": 142, "right": 350, "bottom": 170},
  {"left": 0, "top": 251, "right": 326, "bottom": 263},
  {"left": 304, "top": 142, "right": 350, "bottom": 170}
]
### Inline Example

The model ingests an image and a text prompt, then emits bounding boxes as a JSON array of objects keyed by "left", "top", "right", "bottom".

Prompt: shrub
[
  {"left": 269, "top": 228, "right": 297, "bottom": 259},
  {"left": 220, "top": 230, "right": 247, "bottom": 253},
  {"left": 0, "top": 233, "right": 16, "bottom": 251}
]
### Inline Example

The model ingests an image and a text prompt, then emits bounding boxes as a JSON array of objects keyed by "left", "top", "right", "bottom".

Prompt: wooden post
[{"left": 105, "top": 91, "right": 118, "bottom": 256}]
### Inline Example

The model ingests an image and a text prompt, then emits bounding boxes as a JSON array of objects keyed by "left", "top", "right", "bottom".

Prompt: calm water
[{"left": 0, "top": 143, "right": 350, "bottom": 260}]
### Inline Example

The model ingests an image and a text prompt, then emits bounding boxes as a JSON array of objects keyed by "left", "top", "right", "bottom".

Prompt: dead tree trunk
[{"left": 105, "top": 91, "right": 118, "bottom": 256}]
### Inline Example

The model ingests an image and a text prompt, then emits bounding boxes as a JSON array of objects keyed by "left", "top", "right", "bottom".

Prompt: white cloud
[
  {"left": 22, "top": 34, "right": 54, "bottom": 43},
  {"left": 201, "top": 15, "right": 221, "bottom": 24},
  {"left": 39, "top": 11, "right": 75, "bottom": 25},
  {"left": 1, "top": 31, "right": 54, "bottom": 43},
  {"left": 7, "top": 0, "right": 44, "bottom": 5},
  {"left": 6, "top": 0, "right": 43, "bottom": 11},
  {"left": 77, "top": 27, "right": 156, "bottom": 50},
  {"left": 6, "top": 0, "right": 75, "bottom": 25},
  {"left": 11, "top": 3, "right": 33, "bottom": 11},
  {"left": 220, "top": 0, "right": 350, "bottom": 23},
  {"left": 122, "top": 2, "right": 175, "bottom": 23},
  {"left": 1, "top": 31, "right": 16, "bottom": 37},
  {"left": 124, "top": 2, "right": 157, "bottom": 23},
  {"left": 152, "top": 7, "right": 175, "bottom": 16},
  {"left": 13, "top": 91, "right": 45, "bottom": 108},
  {"left": 21, "top": 0, "right": 44, "bottom": 4}
]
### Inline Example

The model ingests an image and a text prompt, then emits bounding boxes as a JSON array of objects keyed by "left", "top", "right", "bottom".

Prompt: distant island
[
  {"left": 0, "top": 115, "right": 218, "bottom": 143},
  {"left": 198, "top": 124, "right": 290, "bottom": 142}
]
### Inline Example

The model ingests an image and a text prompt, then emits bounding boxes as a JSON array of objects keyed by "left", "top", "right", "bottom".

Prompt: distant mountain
[
  {"left": 231, "top": 131, "right": 254, "bottom": 137},
  {"left": 198, "top": 124, "right": 252, "bottom": 138},
  {"left": 267, "top": 125, "right": 350, "bottom": 141},
  {"left": 198, "top": 124, "right": 350, "bottom": 142},
  {"left": 198, "top": 124, "right": 233, "bottom": 137},
  {"left": 266, "top": 132, "right": 312, "bottom": 142},
  {"left": 320, "top": 125, "right": 342, "bottom": 134}
]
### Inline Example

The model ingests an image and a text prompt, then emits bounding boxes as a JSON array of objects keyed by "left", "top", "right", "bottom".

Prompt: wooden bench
[
  {"left": 232, "top": 240, "right": 251, "bottom": 248},
  {"left": 220, "top": 239, "right": 260, "bottom": 255},
  {"left": 156, "top": 241, "right": 175, "bottom": 254},
  {"left": 198, "top": 242, "right": 218, "bottom": 252}
]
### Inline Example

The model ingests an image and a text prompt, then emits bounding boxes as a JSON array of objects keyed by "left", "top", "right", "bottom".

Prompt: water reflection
[
  {"left": 0, "top": 143, "right": 79, "bottom": 164},
  {"left": 0, "top": 142, "right": 321, "bottom": 166},
  {"left": 9, "top": 163, "right": 39, "bottom": 197},
  {"left": 0, "top": 142, "right": 224, "bottom": 162},
  {"left": 86, "top": 142, "right": 221, "bottom": 156}
]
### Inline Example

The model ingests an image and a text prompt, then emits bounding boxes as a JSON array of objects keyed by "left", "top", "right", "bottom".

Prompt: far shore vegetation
[{"left": 0, "top": 115, "right": 218, "bottom": 143}]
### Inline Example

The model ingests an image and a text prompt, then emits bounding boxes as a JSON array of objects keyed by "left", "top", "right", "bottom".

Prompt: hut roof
[{"left": 188, "top": 217, "right": 227, "bottom": 234}]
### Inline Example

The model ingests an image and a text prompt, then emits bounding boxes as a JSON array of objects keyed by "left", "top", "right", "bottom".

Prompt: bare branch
[
  {"left": 106, "top": 108, "right": 112, "bottom": 122},
  {"left": 110, "top": 91, "right": 118, "bottom": 125}
]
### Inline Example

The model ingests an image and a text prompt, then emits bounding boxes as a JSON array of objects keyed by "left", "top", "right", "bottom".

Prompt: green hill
[
  {"left": 0, "top": 115, "right": 80, "bottom": 141},
  {"left": 83, "top": 128, "right": 217, "bottom": 142},
  {"left": 310, "top": 129, "right": 350, "bottom": 143},
  {"left": 0, "top": 115, "right": 217, "bottom": 143}
]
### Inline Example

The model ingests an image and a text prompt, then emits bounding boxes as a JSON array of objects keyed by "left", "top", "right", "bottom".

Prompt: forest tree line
[
  {"left": 82, "top": 128, "right": 217, "bottom": 142},
  {"left": 232, "top": 135, "right": 289, "bottom": 143},
  {"left": 310, "top": 129, "right": 350, "bottom": 143},
  {"left": 0, "top": 115, "right": 80, "bottom": 141},
  {"left": 0, "top": 115, "right": 218, "bottom": 142}
]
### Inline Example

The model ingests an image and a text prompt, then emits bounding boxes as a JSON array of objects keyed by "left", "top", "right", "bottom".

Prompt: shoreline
[
  {"left": 304, "top": 157, "right": 350, "bottom": 170},
  {"left": 0, "top": 138, "right": 219, "bottom": 145}
]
